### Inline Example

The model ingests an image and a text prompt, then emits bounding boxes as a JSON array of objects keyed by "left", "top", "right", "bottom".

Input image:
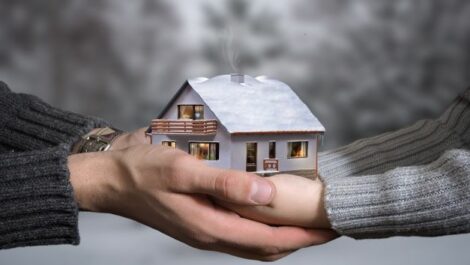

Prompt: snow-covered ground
[{"left": 1, "top": 212, "right": 469, "bottom": 265}]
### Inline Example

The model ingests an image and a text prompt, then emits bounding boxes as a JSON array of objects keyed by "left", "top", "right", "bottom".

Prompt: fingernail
[{"left": 250, "top": 179, "right": 273, "bottom": 204}]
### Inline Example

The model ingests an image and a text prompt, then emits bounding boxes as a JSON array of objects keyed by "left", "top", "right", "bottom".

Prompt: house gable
[{"left": 157, "top": 82, "right": 230, "bottom": 135}]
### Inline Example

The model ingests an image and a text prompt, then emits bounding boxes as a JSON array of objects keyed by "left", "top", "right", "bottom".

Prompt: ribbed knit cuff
[
  {"left": 0, "top": 81, "right": 112, "bottom": 249},
  {"left": 438, "top": 88, "right": 470, "bottom": 146},
  {"left": 0, "top": 145, "right": 79, "bottom": 249},
  {"left": 0, "top": 83, "right": 108, "bottom": 152},
  {"left": 0, "top": 81, "right": 9, "bottom": 94},
  {"left": 323, "top": 149, "right": 470, "bottom": 239}
]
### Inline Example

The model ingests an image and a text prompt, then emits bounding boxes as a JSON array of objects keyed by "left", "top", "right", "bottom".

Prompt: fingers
[
  {"left": 209, "top": 246, "right": 294, "bottom": 262},
  {"left": 151, "top": 140, "right": 275, "bottom": 205},
  {"left": 183, "top": 198, "right": 338, "bottom": 260},
  {"left": 206, "top": 203, "right": 338, "bottom": 255},
  {"left": 158, "top": 188, "right": 338, "bottom": 262},
  {"left": 189, "top": 164, "right": 276, "bottom": 205},
  {"left": 219, "top": 226, "right": 338, "bottom": 261},
  {"left": 212, "top": 218, "right": 338, "bottom": 260}
]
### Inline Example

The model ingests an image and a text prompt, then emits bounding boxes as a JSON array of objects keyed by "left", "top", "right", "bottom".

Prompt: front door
[{"left": 246, "top": 142, "right": 257, "bottom": 172}]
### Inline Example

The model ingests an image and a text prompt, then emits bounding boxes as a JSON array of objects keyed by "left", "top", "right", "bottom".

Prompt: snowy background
[{"left": 1, "top": 0, "right": 470, "bottom": 264}]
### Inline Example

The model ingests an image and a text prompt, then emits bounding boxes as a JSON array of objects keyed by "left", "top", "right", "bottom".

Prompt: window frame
[
  {"left": 246, "top": 142, "right": 258, "bottom": 172},
  {"left": 268, "top": 141, "right": 276, "bottom": 159},
  {"left": 161, "top": 141, "right": 176, "bottom": 148},
  {"left": 177, "top": 104, "right": 204, "bottom": 120},
  {"left": 287, "top": 141, "right": 309, "bottom": 159},
  {"left": 188, "top": 141, "right": 219, "bottom": 160}
]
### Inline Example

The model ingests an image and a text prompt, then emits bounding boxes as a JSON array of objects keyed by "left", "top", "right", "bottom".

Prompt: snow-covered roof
[{"left": 159, "top": 74, "right": 325, "bottom": 134}]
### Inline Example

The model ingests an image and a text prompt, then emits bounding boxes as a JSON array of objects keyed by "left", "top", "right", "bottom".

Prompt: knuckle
[
  {"left": 214, "top": 170, "right": 249, "bottom": 200},
  {"left": 187, "top": 240, "right": 208, "bottom": 251},
  {"left": 168, "top": 152, "right": 194, "bottom": 175},
  {"left": 258, "top": 255, "right": 281, "bottom": 262},
  {"left": 214, "top": 171, "right": 231, "bottom": 199},
  {"left": 260, "top": 245, "right": 282, "bottom": 256},
  {"left": 171, "top": 151, "right": 192, "bottom": 165},
  {"left": 189, "top": 234, "right": 218, "bottom": 251},
  {"left": 163, "top": 152, "right": 198, "bottom": 189}
]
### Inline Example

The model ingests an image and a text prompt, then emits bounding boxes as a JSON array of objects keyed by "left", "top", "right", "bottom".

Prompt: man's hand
[
  {"left": 217, "top": 174, "right": 331, "bottom": 229},
  {"left": 110, "top": 127, "right": 150, "bottom": 150},
  {"left": 68, "top": 145, "right": 337, "bottom": 261}
]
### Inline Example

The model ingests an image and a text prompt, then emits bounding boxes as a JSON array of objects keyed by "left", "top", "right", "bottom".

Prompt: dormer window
[{"left": 178, "top": 105, "right": 204, "bottom": 120}]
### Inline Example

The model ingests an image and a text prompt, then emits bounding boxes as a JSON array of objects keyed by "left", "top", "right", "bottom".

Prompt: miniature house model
[{"left": 147, "top": 74, "right": 325, "bottom": 179}]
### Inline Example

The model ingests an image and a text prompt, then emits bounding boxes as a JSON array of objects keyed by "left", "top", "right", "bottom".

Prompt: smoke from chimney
[{"left": 230, "top": 73, "right": 244, "bottom": 83}]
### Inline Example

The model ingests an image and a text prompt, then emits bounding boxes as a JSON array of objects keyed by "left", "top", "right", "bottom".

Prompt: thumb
[{"left": 191, "top": 166, "right": 276, "bottom": 205}]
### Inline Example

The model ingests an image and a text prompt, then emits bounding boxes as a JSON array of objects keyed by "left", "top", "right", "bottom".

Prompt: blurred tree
[
  {"left": 289, "top": 0, "right": 470, "bottom": 147},
  {"left": 0, "top": 0, "right": 182, "bottom": 129}
]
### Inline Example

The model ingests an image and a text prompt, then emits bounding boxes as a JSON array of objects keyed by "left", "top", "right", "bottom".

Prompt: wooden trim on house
[
  {"left": 150, "top": 119, "right": 217, "bottom": 135},
  {"left": 257, "top": 169, "right": 317, "bottom": 180},
  {"left": 263, "top": 158, "right": 279, "bottom": 171},
  {"left": 231, "top": 131, "right": 324, "bottom": 135},
  {"left": 316, "top": 136, "right": 319, "bottom": 179}
]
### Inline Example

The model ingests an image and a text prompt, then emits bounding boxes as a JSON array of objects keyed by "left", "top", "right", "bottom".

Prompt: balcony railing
[
  {"left": 263, "top": 158, "right": 279, "bottom": 171},
  {"left": 150, "top": 119, "right": 217, "bottom": 135}
]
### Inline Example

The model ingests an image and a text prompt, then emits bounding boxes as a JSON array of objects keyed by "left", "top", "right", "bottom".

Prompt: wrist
[
  {"left": 68, "top": 151, "right": 123, "bottom": 212},
  {"left": 109, "top": 132, "right": 131, "bottom": 150},
  {"left": 315, "top": 180, "right": 331, "bottom": 228}
]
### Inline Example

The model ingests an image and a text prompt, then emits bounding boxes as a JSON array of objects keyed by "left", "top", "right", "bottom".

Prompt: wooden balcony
[
  {"left": 150, "top": 119, "right": 217, "bottom": 135},
  {"left": 263, "top": 158, "right": 279, "bottom": 171}
]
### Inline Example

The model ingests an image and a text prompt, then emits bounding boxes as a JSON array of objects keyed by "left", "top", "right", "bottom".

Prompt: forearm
[{"left": 0, "top": 81, "right": 116, "bottom": 249}]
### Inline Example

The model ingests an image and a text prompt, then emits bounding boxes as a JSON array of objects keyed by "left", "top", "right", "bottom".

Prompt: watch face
[{"left": 84, "top": 141, "right": 110, "bottom": 153}]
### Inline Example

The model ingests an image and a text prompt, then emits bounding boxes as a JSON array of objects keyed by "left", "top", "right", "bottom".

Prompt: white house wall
[
  {"left": 151, "top": 84, "right": 232, "bottom": 169},
  {"left": 230, "top": 134, "right": 318, "bottom": 172}
]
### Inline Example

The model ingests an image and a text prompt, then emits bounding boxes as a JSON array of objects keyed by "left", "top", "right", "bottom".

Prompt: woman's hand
[
  {"left": 68, "top": 144, "right": 337, "bottom": 261},
  {"left": 217, "top": 174, "right": 332, "bottom": 229}
]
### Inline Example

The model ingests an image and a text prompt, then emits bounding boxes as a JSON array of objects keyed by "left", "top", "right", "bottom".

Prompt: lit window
[
  {"left": 178, "top": 105, "right": 204, "bottom": 120},
  {"left": 189, "top": 142, "right": 219, "bottom": 160},
  {"left": 162, "top": 141, "right": 176, "bottom": 148},
  {"left": 246, "top": 142, "right": 257, "bottom": 172},
  {"left": 269, "top": 141, "right": 276, "bottom": 159},
  {"left": 287, "top": 141, "right": 308, "bottom": 158}
]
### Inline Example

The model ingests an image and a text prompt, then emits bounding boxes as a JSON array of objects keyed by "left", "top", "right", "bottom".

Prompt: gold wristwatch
[{"left": 72, "top": 127, "right": 123, "bottom": 154}]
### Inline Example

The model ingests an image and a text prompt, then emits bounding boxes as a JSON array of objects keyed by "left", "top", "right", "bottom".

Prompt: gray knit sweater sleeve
[
  {"left": 0, "top": 81, "right": 107, "bottom": 249},
  {"left": 319, "top": 88, "right": 470, "bottom": 239}
]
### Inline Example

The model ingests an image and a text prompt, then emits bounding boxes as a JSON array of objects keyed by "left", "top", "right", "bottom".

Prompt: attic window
[
  {"left": 287, "top": 141, "right": 308, "bottom": 159},
  {"left": 178, "top": 105, "right": 204, "bottom": 120}
]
